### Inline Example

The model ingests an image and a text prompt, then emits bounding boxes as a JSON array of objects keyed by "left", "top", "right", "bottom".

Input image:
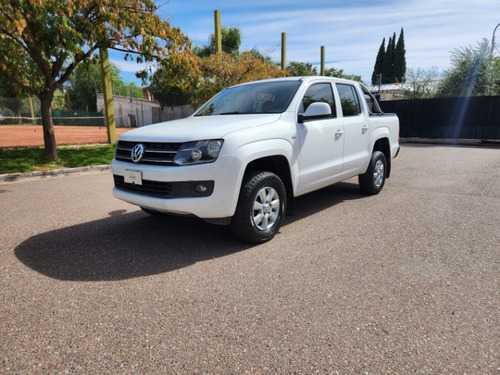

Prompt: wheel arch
[
  {"left": 372, "top": 137, "right": 391, "bottom": 178},
  {"left": 243, "top": 155, "right": 295, "bottom": 216}
]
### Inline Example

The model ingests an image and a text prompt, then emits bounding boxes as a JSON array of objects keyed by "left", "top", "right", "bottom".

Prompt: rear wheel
[
  {"left": 230, "top": 171, "right": 286, "bottom": 243},
  {"left": 358, "top": 151, "right": 387, "bottom": 195}
]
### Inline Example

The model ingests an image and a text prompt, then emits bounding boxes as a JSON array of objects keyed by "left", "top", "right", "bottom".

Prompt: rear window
[{"left": 336, "top": 84, "right": 361, "bottom": 116}]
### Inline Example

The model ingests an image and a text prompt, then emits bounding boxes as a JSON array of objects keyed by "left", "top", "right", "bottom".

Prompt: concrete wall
[{"left": 96, "top": 93, "right": 195, "bottom": 127}]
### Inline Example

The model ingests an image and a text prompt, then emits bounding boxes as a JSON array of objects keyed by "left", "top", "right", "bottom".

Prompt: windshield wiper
[{"left": 220, "top": 111, "right": 243, "bottom": 115}]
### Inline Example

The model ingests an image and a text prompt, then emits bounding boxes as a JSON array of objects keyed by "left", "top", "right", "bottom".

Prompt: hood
[{"left": 118, "top": 114, "right": 282, "bottom": 143}]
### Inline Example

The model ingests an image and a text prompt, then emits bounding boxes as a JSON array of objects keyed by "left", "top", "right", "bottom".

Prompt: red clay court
[{"left": 0, "top": 125, "right": 132, "bottom": 148}]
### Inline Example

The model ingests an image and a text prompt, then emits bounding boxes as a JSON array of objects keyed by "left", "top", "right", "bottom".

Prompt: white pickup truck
[{"left": 111, "top": 77, "right": 399, "bottom": 242}]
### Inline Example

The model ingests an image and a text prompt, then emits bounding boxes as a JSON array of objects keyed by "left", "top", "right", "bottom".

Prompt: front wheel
[
  {"left": 230, "top": 171, "right": 286, "bottom": 243},
  {"left": 358, "top": 151, "right": 387, "bottom": 195}
]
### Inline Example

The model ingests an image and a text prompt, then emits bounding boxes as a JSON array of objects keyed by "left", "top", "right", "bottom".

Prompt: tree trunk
[{"left": 39, "top": 91, "right": 58, "bottom": 160}]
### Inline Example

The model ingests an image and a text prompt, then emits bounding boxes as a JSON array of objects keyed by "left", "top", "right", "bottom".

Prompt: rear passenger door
[
  {"left": 336, "top": 83, "right": 370, "bottom": 175},
  {"left": 297, "top": 82, "right": 344, "bottom": 194}
]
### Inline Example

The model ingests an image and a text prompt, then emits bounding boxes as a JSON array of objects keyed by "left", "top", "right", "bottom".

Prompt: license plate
[{"left": 124, "top": 170, "right": 142, "bottom": 185}]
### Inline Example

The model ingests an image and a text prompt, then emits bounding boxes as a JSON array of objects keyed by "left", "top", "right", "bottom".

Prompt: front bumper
[{"left": 111, "top": 156, "right": 242, "bottom": 219}]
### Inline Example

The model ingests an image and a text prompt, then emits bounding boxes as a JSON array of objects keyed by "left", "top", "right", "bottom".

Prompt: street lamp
[
  {"left": 488, "top": 23, "right": 500, "bottom": 95},
  {"left": 490, "top": 22, "right": 500, "bottom": 60}
]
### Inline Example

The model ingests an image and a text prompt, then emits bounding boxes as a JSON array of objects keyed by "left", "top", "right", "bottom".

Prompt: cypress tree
[
  {"left": 381, "top": 36, "right": 394, "bottom": 83},
  {"left": 394, "top": 28, "right": 406, "bottom": 82},
  {"left": 371, "top": 38, "right": 385, "bottom": 84}
]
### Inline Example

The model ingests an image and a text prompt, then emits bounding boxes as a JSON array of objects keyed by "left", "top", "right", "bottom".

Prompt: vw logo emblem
[{"left": 130, "top": 144, "right": 144, "bottom": 163}]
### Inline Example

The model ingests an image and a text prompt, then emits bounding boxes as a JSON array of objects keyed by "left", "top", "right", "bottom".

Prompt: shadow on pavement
[{"left": 15, "top": 181, "right": 363, "bottom": 281}]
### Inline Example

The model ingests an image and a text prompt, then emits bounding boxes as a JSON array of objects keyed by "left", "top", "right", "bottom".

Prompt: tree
[
  {"left": 401, "top": 67, "right": 440, "bottom": 99},
  {"left": 324, "top": 67, "right": 362, "bottom": 82},
  {"left": 152, "top": 25, "right": 283, "bottom": 108},
  {"left": 372, "top": 29, "right": 406, "bottom": 84},
  {"left": 394, "top": 28, "right": 406, "bottom": 83},
  {"left": 194, "top": 26, "right": 242, "bottom": 57},
  {"left": 381, "top": 34, "right": 395, "bottom": 83},
  {"left": 150, "top": 48, "right": 201, "bottom": 107},
  {"left": 489, "top": 57, "right": 500, "bottom": 95},
  {"left": 198, "top": 52, "right": 286, "bottom": 103},
  {"left": 372, "top": 38, "right": 385, "bottom": 84},
  {"left": 287, "top": 61, "right": 317, "bottom": 76},
  {"left": 435, "top": 39, "right": 492, "bottom": 97},
  {"left": 67, "top": 61, "right": 143, "bottom": 111},
  {"left": 0, "top": 75, "right": 24, "bottom": 116},
  {"left": 0, "top": 0, "right": 187, "bottom": 160}
]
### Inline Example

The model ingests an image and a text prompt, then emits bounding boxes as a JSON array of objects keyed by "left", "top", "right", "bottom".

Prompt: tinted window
[
  {"left": 195, "top": 81, "right": 301, "bottom": 116},
  {"left": 301, "top": 83, "right": 336, "bottom": 117},
  {"left": 337, "top": 84, "right": 361, "bottom": 116}
]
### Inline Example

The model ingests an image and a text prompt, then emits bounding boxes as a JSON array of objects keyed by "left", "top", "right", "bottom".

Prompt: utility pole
[
  {"left": 214, "top": 10, "right": 222, "bottom": 53},
  {"left": 99, "top": 48, "right": 116, "bottom": 145},
  {"left": 281, "top": 32, "right": 287, "bottom": 72},
  {"left": 320, "top": 46, "right": 325, "bottom": 76}
]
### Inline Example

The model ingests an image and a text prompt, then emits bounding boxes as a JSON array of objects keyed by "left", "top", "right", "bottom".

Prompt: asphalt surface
[{"left": 1, "top": 144, "right": 499, "bottom": 374}]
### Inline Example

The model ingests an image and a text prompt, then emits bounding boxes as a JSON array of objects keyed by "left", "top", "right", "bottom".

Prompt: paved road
[{"left": 1, "top": 144, "right": 499, "bottom": 374}]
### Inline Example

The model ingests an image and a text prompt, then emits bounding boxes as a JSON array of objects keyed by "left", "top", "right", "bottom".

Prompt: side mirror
[{"left": 298, "top": 102, "right": 332, "bottom": 123}]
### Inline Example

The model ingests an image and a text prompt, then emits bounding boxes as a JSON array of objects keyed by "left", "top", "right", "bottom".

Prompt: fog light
[{"left": 194, "top": 184, "right": 208, "bottom": 193}]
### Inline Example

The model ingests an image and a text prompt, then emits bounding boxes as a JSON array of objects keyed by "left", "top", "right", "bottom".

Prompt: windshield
[{"left": 195, "top": 80, "right": 302, "bottom": 116}]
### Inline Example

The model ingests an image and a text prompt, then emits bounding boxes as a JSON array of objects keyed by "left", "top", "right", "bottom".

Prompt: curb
[
  {"left": 0, "top": 165, "right": 110, "bottom": 183},
  {"left": 399, "top": 137, "right": 500, "bottom": 146}
]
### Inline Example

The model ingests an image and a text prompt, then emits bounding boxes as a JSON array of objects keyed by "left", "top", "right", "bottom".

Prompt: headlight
[{"left": 173, "top": 140, "right": 224, "bottom": 165}]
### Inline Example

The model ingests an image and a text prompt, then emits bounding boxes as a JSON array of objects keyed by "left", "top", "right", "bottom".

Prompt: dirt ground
[{"left": 0, "top": 125, "right": 132, "bottom": 148}]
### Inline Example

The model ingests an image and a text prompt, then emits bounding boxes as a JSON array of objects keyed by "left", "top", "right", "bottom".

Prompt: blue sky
[{"left": 111, "top": 0, "right": 500, "bottom": 86}]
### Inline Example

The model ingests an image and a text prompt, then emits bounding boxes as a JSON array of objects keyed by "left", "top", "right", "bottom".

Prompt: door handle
[{"left": 336, "top": 129, "right": 344, "bottom": 135}]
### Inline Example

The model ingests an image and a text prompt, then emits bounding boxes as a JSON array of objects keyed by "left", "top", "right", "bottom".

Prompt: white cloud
[{"left": 119, "top": 0, "right": 500, "bottom": 84}]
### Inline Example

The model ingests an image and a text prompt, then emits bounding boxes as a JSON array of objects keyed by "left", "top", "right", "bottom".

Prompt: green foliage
[
  {"left": 372, "top": 38, "right": 385, "bottom": 84},
  {"left": 490, "top": 57, "right": 500, "bottom": 95},
  {"left": 435, "top": 39, "right": 493, "bottom": 97},
  {"left": 372, "top": 29, "right": 406, "bottom": 84},
  {"left": 0, "top": 145, "right": 116, "bottom": 174},
  {"left": 401, "top": 67, "right": 440, "bottom": 99},
  {"left": 194, "top": 26, "right": 242, "bottom": 57},
  {"left": 152, "top": 25, "right": 284, "bottom": 108},
  {"left": 247, "top": 48, "right": 273, "bottom": 64},
  {"left": 394, "top": 28, "right": 406, "bottom": 83},
  {"left": 287, "top": 62, "right": 317, "bottom": 76},
  {"left": 324, "top": 67, "right": 362, "bottom": 82},
  {"left": 381, "top": 34, "right": 396, "bottom": 83},
  {"left": 65, "top": 61, "right": 144, "bottom": 111}
]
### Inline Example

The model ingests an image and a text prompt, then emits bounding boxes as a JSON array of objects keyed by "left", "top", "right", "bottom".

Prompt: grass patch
[{"left": 0, "top": 145, "right": 116, "bottom": 174}]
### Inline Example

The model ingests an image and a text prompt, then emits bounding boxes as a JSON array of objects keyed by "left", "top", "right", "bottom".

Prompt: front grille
[
  {"left": 114, "top": 175, "right": 173, "bottom": 198},
  {"left": 115, "top": 141, "right": 182, "bottom": 165}
]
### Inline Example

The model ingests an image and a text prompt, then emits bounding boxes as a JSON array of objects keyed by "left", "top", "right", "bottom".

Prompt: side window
[
  {"left": 301, "top": 83, "right": 336, "bottom": 117},
  {"left": 336, "top": 84, "right": 361, "bottom": 116}
]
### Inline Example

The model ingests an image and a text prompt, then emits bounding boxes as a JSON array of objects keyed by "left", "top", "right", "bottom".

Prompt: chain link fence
[{"left": 0, "top": 93, "right": 195, "bottom": 148}]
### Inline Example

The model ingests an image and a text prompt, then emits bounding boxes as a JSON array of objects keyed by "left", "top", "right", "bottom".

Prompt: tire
[
  {"left": 358, "top": 151, "right": 387, "bottom": 195},
  {"left": 230, "top": 171, "right": 286, "bottom": 243}
]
